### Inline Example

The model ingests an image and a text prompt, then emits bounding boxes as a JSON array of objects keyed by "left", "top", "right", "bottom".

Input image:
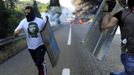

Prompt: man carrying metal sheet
[
  {"left": 102, "top": 0, "right": 134, "bottom": 75},
  {"left": 14, "top": 6, "right": 47, "bottom": 75}
]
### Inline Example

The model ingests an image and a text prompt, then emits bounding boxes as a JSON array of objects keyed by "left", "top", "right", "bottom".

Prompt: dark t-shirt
[{"left": 114, "top": 9, "right": 134, "bottom": 52}]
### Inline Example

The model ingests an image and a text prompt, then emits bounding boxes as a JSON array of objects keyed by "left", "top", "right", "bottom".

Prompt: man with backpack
[
  {"left": 101, "top": 0, "right": 134, "bottom": 75},
  {"left": 14, "top": 6, "right": 47, "bottom": 75}
]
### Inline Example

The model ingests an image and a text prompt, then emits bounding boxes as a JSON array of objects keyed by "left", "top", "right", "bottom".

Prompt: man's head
[
  {"left": 24, "top": 6, "right": 35, "bottom": 22},
  {"left": 127, "top": 0, "right": 134, "bottom": 9}
]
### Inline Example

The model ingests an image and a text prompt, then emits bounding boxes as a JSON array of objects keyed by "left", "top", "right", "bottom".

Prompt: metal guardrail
[
  {"left": 0, "top": 22, "right": 60, "bottom": 47},
  {"left": 0, "top": 33, "right": 25, "bottom": 46}
]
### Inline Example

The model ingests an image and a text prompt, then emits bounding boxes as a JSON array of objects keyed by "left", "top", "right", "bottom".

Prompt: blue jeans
[
  {"left": 121, "top": 53, "right": 134, "bottom": 75},
  {"left": 111, "top": 53, "right": 134, "bottom": 75}
]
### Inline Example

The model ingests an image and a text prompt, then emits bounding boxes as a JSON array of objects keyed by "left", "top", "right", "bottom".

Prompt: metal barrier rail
[
  {"left": 0, "top": 23, "right": 59, "bottom": 47},
  {"left": 0, "top": 33, "right": 25, "bottom": 46}
]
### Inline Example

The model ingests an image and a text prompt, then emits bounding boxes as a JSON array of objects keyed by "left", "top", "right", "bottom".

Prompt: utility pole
[{"left": 33, "top": 0, "right": 41, "bottom": 18}]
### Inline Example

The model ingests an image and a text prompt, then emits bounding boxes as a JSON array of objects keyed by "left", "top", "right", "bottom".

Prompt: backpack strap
[{"left": 121, "top": 9, "right": 131, "bottom": 24}]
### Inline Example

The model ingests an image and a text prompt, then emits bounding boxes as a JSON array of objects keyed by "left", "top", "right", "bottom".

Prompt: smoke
[
  {"left": 72, "top": 0, "right": 102, "bottom": 17},
  {"left": 41, "top": 6, "right": 62, "bottom": 26},
  {"left": 48, "top": 7, "right": 61, "bottom": 24},
  {"left": 72, "top": 0, "right": 92, "bottom": 16}
]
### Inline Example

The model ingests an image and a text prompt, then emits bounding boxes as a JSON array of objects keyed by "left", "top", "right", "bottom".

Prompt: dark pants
[
  {"left": 28, "top": 45, "right": 47, "bottom": 75},
  {"left": 110, "top": 53, "right": 134, "bottom": 75}
]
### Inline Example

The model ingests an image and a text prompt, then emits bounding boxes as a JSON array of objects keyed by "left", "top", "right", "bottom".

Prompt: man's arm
[
  {"left": 14, "top": 19, "right": 23, "bottom": 37},
  {"left": 101, "top": 13, "right": 118, "bottom": 29},
  {"left": 14, "top": 29, "right": 22, "bottom": 37}
]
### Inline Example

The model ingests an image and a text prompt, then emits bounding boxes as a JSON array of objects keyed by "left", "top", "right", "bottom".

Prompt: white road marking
[
  {"left": 67, "top": 24, "right": 72, "bottom": 45},
  {"left": 62, "top": 68, "right": 70, "bottom": 75}
]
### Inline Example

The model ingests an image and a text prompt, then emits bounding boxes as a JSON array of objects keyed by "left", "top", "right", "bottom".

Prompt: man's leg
[
  {"left": 121, "top": 53, "right": 134, "bottom": 75},
  {"left": 36, "top": 45, "right": 47, "bottom": 75},
  {"left": 109, "top": 53, "right": 129, "bottom": 75},
  {"left": 28, "top": 49, "right": 36, "bottom": 64},
  {"left": 43, "top": 63, "right": 47, "bottom": 75}
]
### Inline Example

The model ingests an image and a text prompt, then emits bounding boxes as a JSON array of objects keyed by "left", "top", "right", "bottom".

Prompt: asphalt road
[{"left": 0, "top": 23, "right": 122, "bottom": 75}]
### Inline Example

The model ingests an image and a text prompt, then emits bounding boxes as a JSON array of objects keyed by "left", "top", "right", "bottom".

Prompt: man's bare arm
[
  {"left": 101, "top": 13, "right": 118, "bottom": 29},
  {"left": 14, "top": 29, "right": 21, "bottom": 37}
]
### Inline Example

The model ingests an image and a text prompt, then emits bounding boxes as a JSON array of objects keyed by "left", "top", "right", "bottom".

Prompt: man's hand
[
  {"left": 46, "top": 16, "right": 49, "bottom": 21},
  {"left": 14, "top": 29, "right": 21, "bottom": 37},
  {"left": 14, "top": 33, "right": 19, "bottom": 37}
]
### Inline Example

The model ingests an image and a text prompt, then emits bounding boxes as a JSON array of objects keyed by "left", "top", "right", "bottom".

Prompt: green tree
[
  {"left": 0, "top": 0, "right": 24, "bottom": 38},
  {"left": 39, "top": 3, "right": 49, "bottom": 12},
  {"left": 0, "top": 0, "right": 10, "bottom": 38},
  {"left": 5, "top": 0, "right": 16, "bottom": 9}
]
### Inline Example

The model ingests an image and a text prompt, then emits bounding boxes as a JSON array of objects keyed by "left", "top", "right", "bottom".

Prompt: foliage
[
  {"left": 0, "top": 0, "right": 24, "bottom": 38},
  {"left": 7, "top": 10, "right": 24, "bottom": 35},
  {"left": 0, "top": 0, "right": 10, "bottom": 38},
  {"left": 39, "top": 3, "right": 49, "bottom": 12}
]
